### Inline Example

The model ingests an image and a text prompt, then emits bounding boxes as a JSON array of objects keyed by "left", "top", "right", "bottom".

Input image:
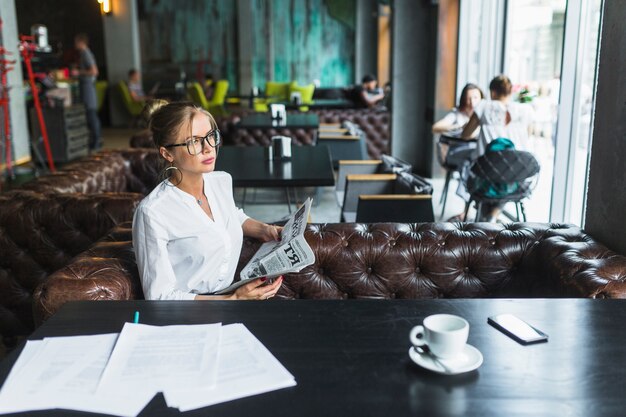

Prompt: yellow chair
[
  {"left": 117, "top": 81, "right": 144, "bottom": 126},
  {"left": 265, "top": 81, "right": 290, "bottom": 101},
  {"left": 187, "top": 82, "right": 210, "bottom": 109},
  {"left": 209, "top": 79, "right": 229, "bottom": 116},
  {"left": 289, "top": 82, "right": 315, "bottom": 111},
  {"left": 187, "top": 80, "right": 229, "bottom": 116},
  {"left": 95, "top": 80, "right": 108, "bottom": 112}
]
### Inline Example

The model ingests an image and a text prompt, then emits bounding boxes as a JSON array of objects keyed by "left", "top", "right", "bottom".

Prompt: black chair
[
  {"left": 436, "top": 136, "right": 477, "bottom": 218},
  {"left": 462, "top": 150, "right": 540, "bottom": 222},
  {"left": 356, "top": 195, "right": 434, "bottom": 223},
  {"left": 342, "top": 171, "right": 433, "bottom": 222}
]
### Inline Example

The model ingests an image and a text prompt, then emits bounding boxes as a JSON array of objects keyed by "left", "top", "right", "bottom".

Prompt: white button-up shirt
[{"left": 132, "top": 172, "right": 249, "bottom": 300}]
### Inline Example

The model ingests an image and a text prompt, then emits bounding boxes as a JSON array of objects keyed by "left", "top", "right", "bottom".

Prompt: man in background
[
  {"left": 74, "top": 33, "right": 101, "bottom": 151},
  {"left": 353, "top": 74, "right": 385, "bottom": 108}
]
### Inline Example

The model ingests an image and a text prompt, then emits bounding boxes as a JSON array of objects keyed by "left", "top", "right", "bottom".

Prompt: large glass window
[
  {"left": 457, "top": 0, "right": 604, "bottom": 225},
  {"left": 503, "top": 0, "right": 566, "bottom": 222},
  {"left": 561, "top": 0, "right": 602, "bottom": 225}
]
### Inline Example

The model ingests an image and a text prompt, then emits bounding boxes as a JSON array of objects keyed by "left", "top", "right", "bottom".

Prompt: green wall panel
[{"left": 138, "top": 0, "right": 354, "bottom": 90}]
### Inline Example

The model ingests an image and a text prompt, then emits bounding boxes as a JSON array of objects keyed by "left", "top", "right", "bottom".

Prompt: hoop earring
[{"left": 161, "top": 164, "right": 183, "bottom": 186}]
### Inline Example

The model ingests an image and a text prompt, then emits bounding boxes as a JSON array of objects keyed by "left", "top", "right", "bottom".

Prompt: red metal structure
[
  {"left": 0, "top": 46, "right": 14, "bottom": 180},
  {"left": 19, "top": 34, "right": 56, "bottom": 172}
]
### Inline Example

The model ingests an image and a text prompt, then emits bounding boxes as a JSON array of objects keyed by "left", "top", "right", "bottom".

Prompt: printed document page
[
  {"left": 98, "top": 322, "right": 221, "bottom": 395},
  {"left": 164, "top": 323, "right": 296, "bottom": 411},
  {"left": 0, "top": 334, "right": 153, "bottom": 417}
]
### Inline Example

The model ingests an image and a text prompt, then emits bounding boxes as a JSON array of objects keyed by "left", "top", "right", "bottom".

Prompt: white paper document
[
  {"left": 0, "top": 322, "right": 295, "bottom": 416},
  {"left": 98, "top": 322, "right": 221, "bottom": 395},
  {"left": 164, "top": 323, "right": 296, "bottom": 411},
  {"left": 0, "top": 334, "right": 153, "bottom": 417}
]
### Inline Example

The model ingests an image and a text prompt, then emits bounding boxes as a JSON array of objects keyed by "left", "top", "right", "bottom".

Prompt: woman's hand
[
  {"left": 231, "top": 276, "right": 284, "bottom": 300},
  {"left": 259, "top": 224, "right": 282, "bottom": 242},
  {"left": 242, "top": 219, "right": 283, "bottom": 242}
]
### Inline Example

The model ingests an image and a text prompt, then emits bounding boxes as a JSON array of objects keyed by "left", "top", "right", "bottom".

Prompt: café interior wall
[{"left": 138, "top": 0, "right": 355, "bottom": 91}]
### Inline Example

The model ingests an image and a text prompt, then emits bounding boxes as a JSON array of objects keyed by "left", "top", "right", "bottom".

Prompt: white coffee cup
[{"left": 409, "top": 314, "right": 469, "bottom": 359}]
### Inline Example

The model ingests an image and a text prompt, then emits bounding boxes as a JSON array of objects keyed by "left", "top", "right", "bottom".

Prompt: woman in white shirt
[
  {"left": 461, "top": 75, "right": 533, "bottom": 154},
  {"left": 133, "top": 101, "right": 283, "bottom": 300},
  {"left": 432, "top": 83, "right": 484, "bottom": 137}
]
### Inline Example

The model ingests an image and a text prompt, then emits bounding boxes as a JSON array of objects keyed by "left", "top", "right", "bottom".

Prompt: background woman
[
  {"left": 133, "top": 101, "right": 283, "bottom": 300},
  {"left": 461, "top": 75, "right": 534, "bottom": 154},
  {"left": 432, "top": 83, "right": 484, "bottom": 137}
]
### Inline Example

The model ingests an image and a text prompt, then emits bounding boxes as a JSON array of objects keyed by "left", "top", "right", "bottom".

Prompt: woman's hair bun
[{"left": 141, "top": 99, "right": 169, "bottom": 126}]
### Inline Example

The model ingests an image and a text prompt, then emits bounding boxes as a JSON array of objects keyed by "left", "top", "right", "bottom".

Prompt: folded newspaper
[{"left": 215, "top": 198, "right": 315, "bottom": 295}]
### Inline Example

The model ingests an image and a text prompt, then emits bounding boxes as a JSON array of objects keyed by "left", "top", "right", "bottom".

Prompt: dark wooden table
[
  {"left": 237, "top": 113, "right": 320, "bottom": 130},
  {"left": 216, "top": 145, "right": 334, "bottom": 188},
  {"left": 2, "top": 299, "right": 626, "bottom": 416}
]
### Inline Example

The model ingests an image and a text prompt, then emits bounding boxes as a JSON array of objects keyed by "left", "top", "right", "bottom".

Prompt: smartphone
[{"left": 487, "top": 314, "right": 548, "bottom": 345}]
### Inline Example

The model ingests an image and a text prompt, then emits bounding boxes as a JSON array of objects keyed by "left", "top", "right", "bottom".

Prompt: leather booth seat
[
  {"left": 223, "top": 110, "right": 389, "bottom": 159},
  {"left": 34, "top": 222, "right": 626, "bottom": 325},
  {"left": 19, "top": 149, "right": 161, "bottom": 195},
  {"left": 313, "top": 109, "right": 390, "bottom": 160},
  {"left": 0, "top": 191, "right": 142, "bottom": 344},
  {"left": 1, "top": 148, "right": 162, "bottom": 345}
]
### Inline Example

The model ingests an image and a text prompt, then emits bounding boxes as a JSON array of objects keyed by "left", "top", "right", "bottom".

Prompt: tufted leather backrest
[
  {"left": 0, "top": 192, "right": 142, "bottom": 343},
  {"left": 225, "top": 109, "right": 389, "bottom": 159},
  {"left": 18, "top": 149, "right": 162, "bottom": 196},
  {"left": 231, "top": 127, "right": 318, "bottom": 147},
  {"left": 313, "top": 109, "right": 390, "bottom": 159},
  {"left": 34, "top": 222, "right": 626, "bottom": 326}
]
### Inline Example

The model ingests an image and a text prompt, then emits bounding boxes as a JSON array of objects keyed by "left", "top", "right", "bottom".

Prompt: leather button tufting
[
  {"left": 464, "top": 267, "right": 470, "bottom": 273},
  {"left": 367, "top": 267, "right": 372, "bottom": 273},
  {"left": 342, "top": 241, "right": 349, "bottom": 247},
  {"left": 415, "top": 267, "right": 420, "bottom": 273},
  {"left": 318, "top": 268, "right": 325, "bottom": 275}
]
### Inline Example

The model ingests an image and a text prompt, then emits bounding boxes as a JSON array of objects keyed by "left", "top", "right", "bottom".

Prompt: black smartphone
[{"left": 487, "top": 314, "right": 548, "bottom": 345}]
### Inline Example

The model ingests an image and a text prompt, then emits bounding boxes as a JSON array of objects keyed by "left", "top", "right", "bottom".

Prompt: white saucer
[{"left": 408, "top": 344, "right": 483, "bottom": 375}]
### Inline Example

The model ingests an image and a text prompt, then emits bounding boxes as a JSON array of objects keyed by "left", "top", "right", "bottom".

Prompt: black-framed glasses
[{"left": 164, "top": 129, "right": 222, "bottom": 155}]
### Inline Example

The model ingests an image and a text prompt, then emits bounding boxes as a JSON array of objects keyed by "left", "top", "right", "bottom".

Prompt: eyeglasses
[{"left": 164, "top": 129, "right": 222, "bottom": 155}]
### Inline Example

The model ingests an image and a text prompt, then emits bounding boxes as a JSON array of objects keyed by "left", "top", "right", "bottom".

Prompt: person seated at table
[
  {"left": 353, "top": 74, "right": 385, "bottom": 108},
  {"left": 203, "top": 73, "right": 215, "bottom": 101},
  {"left": 461, "top": 75, "right": 534, "bottom": 155},
  {"left": 127, "top": 69, "right": 152, "bottom": 102},
  {"left": 432, "top": 83, "right": 484, "bottom": 137},
  {"left": 133, "top": 100, "right": 283, "bottom": 300},
  {"left": 460, "top": 75, "right": 534, "bottom": 221}
]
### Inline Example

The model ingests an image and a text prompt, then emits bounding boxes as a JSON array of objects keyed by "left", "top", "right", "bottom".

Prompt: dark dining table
[
  {"left": 2, "top": 298, "right": 626, "bottom": 416},
  {"left": 216, "top": 145, "right": 334, "bottom": 188}
]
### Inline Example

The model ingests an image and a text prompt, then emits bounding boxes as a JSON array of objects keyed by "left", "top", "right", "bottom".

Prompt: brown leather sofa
[
  {"left": 0, "top": 148, "right": 161, "bottom": 345},
  {"left": 19, "top": 149, "right": 161, "bottom": 195},
  {"left": 34, "top": 222, "right": 626, "bottom": 325},
  {"left": 228, "top": 109, "right": 390, "bottom": 159},
  {"left": 0, "top": 191, "right": 142, "bottom": 344}
]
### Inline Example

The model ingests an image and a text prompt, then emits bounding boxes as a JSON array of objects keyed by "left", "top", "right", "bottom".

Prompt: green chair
[
  {"left": 187, "top": 82, "right": 210, "bottom": 109},
  {"left": 187, "top": 80, "right": 229, "bottom": 116},
  {"left": 265, "top": 81, "right": 290, "bottom": 102},
  {"left": 254, "top": 81, "right": 291, "bottom": 112},
  {"left": 208, "top": 79, "right": 229, "bottom": 116},
  {"left": 95, "top": 80, "right": 108, "bottom": 112},
  {"left": 289, "top": 82, "right": 315, "bottom": 111},
  {"left": 118, "top": 81, "right": 144, "bottom": 126}
]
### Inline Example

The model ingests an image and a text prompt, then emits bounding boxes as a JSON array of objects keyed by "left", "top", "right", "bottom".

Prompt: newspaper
[{"left": 214, "top": 198, "right": 315, "bottom": 295}]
